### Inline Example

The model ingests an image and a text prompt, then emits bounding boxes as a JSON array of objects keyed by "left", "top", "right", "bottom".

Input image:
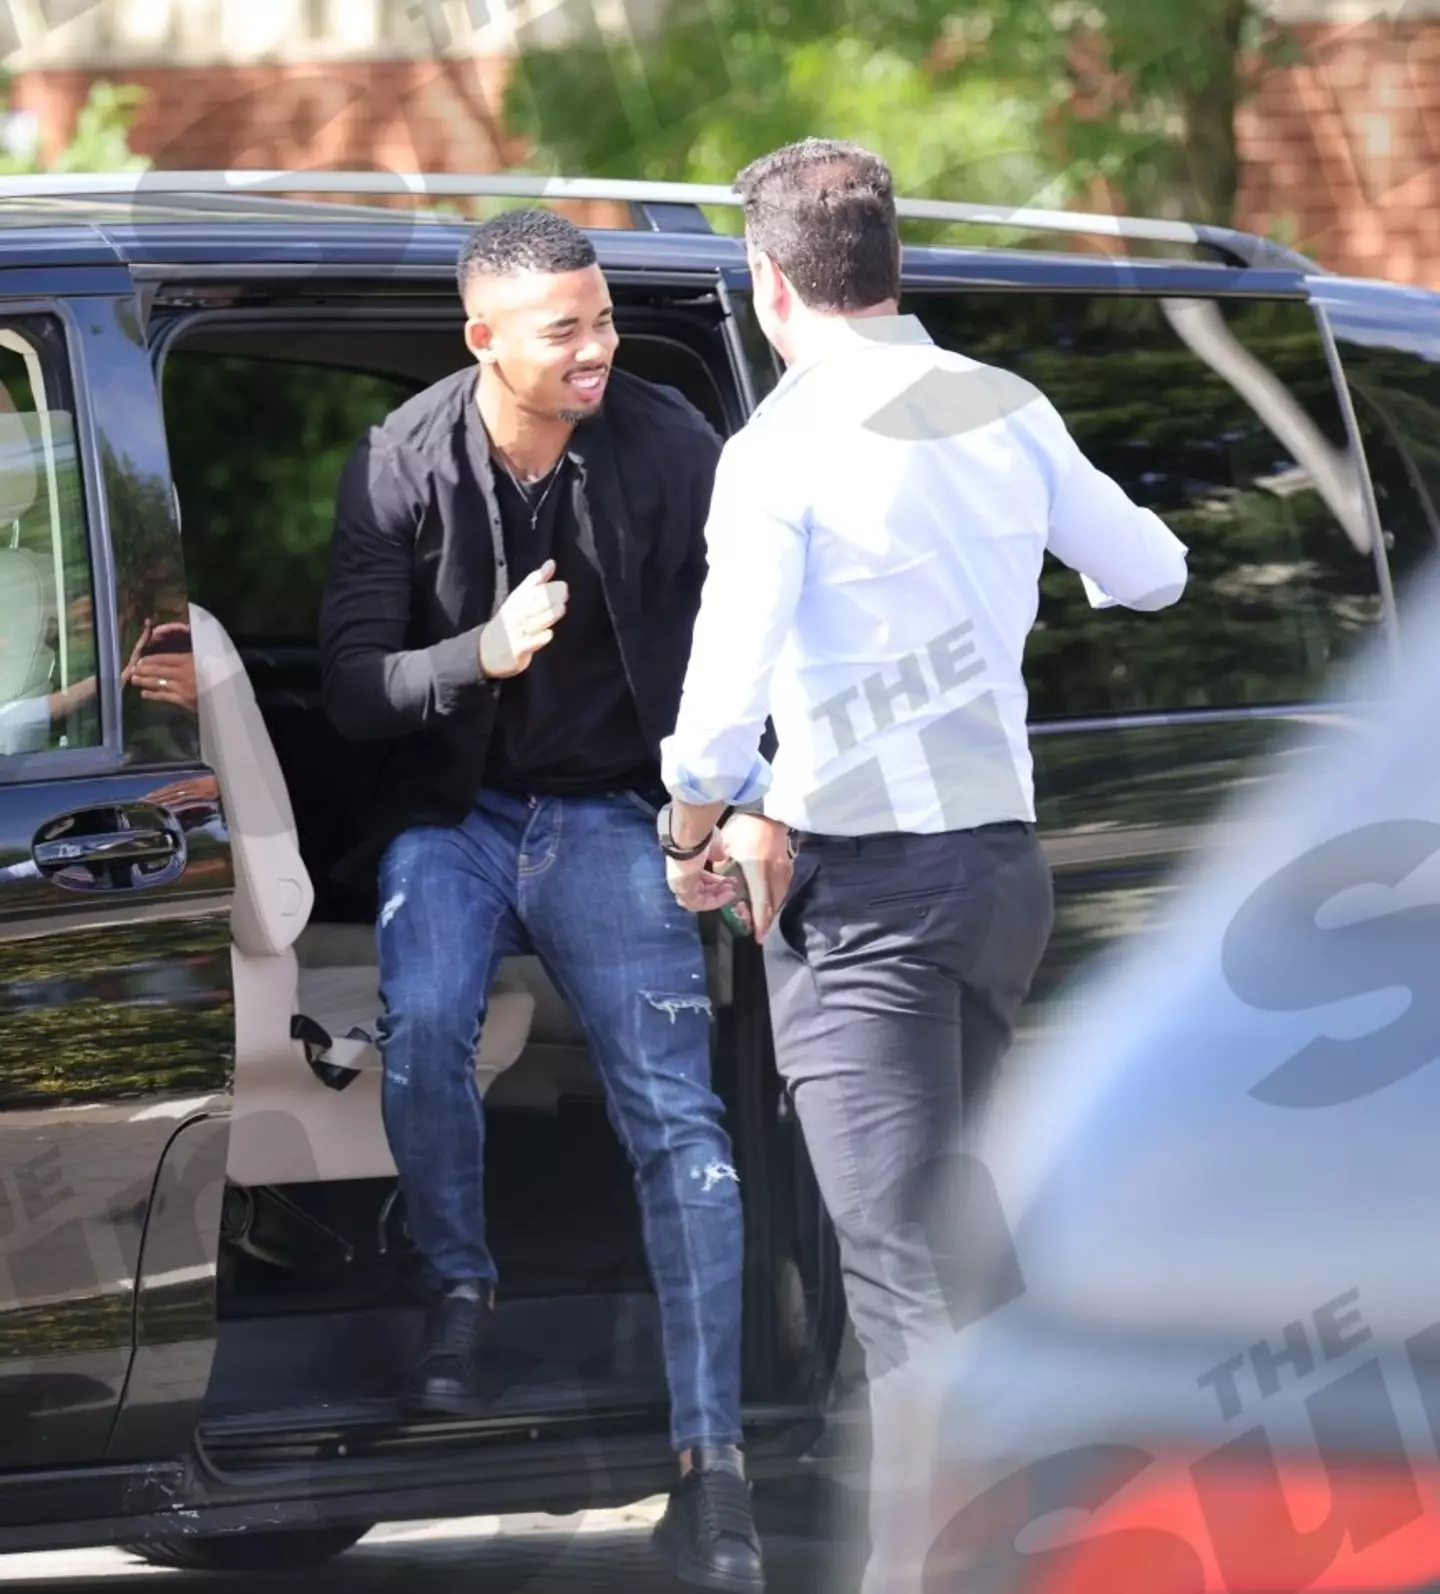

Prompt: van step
[
  {"left": 200, "top": 1397, "right": 670, "bottom": 1468},
  {"left": 207, "top": 1298, "right": 670, "bottom": 1412},
  {"left": 195, "top": 1400, "right": 823, "bottom": 1483},
  {"left": 191, "top": 1419, "right": 682, "bottom": 1522}
]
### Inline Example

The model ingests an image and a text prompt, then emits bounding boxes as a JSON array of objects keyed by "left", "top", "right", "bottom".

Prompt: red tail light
[{"left": 1035, "top": 1450, "right": 1440, "bottom": 1594}]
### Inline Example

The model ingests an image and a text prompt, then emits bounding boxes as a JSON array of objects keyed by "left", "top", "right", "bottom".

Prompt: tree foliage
[
  {"left": 162, "top": 354, "right": 414, "bottom": 643},
  {"left": 506, "top": 0, "right": 1067, "bottom": 229},
  {"left": 507, "top": 0, "right": 1300, "bottom": 229},
  {"left": 0, "top": 79, "right": 149, "bottom": 176}
]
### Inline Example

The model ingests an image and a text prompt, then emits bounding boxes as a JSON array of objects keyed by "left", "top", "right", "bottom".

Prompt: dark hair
[
  {"left": 734, "top": 138, "right": 900, "bottom": 312},
  {"left": 456, "top": 207, "right": 598, "bottom": 300}
]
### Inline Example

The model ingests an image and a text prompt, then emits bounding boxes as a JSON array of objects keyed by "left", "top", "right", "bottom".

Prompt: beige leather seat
[
  {"left": 190, "top": 604, "right": 538, "bottom": 1187},
  {"left": 290, "top": 924, "right": 602, "bottom": 1113},
  {"left": 0, "top": 397, "right": 52, "bottom": 756},
  {"left": 0, "top": 546, "right": 51, "bottom": 750}
]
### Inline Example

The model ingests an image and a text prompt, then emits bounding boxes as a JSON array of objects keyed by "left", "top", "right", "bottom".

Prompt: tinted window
[
  {"left": 1323, "top": 308, "right": 1440, "bottom": 601},
  {"left": 0, "top": 316, "right": 101, "bottom": 765},
  {"left": 161, "top": 335, "right": 732, "bottom": 648},
  {"left": 162, "top": 354, "right": 419, "bottom": 645},
  {"left": 905, "top": 293, "right": 1385, "bottom": 720},
  {"left": 729, "top": 292, "right": 782, "bottom": 407}
]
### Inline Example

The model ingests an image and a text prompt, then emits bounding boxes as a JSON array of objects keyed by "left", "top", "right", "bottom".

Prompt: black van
[{"left": 0, "top": 172, "right": 1436, "bottom": 1571}]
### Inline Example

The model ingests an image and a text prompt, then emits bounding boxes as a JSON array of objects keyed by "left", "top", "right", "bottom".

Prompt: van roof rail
[{"left": 0, "top": 170, "right": 1324, "bottom": 273}]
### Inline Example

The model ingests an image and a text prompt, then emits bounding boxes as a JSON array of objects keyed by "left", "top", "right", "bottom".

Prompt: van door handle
[
  {"left": 33, "top": 827, "right": 175, "bottom": 867},
  {"left": 31, "top": 803, "right": 187, "bottom": 892}
]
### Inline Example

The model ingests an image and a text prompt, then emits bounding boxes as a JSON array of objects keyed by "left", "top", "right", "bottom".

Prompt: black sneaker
[
  {"left": 397, "top": 1281, "right": 495, "bottom": 1417},
  {"left": 654, "top": 1452, "right": 766, "bottom": 1593}
]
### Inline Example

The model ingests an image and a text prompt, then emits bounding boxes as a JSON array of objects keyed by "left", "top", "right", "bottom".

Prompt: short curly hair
[{"left": 456, "top": 207, "right": 598, "bottom": 301}]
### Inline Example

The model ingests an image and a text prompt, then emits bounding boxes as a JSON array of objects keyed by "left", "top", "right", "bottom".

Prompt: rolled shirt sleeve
[{"left": 661, "top": 432, "right": 807, "bottom": 806}]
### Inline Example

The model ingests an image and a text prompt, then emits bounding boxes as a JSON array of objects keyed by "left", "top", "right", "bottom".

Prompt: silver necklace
[{"left": 498, "top": 452, "right": 565, "bottom": 532}]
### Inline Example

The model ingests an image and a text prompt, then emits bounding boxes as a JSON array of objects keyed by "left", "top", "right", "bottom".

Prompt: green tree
[
  {"left": 980, "top": 0, "right": 1303, "bottom": 226},
  {"left": 505, "top": 0, "right": 1071, "bottom": 235},
  {"left": 506, "top": 0, "right": 1301, "bottom": 232},
  {"left": 0, "top": 78, "right": 149, "bottom": 176}
]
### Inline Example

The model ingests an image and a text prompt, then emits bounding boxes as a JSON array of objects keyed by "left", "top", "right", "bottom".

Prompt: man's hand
[
  {"left": 129, "top": 622, "right": 198, "bottom": 713},
  {"left": 666, "top": 833, "right": 740, "bottom": 916},
  {"left": 717, "top": 813, "right": 793, "bottom": 943},
  {"left": 480, "top": 560, "right": 570, "bottom": 679},
  {"left": 143, "top": 773, "right": 220, "bottom": 811}
]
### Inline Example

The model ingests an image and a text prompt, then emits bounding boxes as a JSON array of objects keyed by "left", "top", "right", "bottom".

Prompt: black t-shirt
[{"left": 482, "top": 437, "right": 658, "bottom": 797}]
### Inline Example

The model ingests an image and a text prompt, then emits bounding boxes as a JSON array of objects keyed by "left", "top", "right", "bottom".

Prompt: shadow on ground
[{"left": 0, "top": 1508, "right": 841, "bottom": 1593}]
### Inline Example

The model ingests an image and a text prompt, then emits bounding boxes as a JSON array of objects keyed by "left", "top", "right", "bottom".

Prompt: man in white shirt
[{"left": 652, "top": 137, "right": 1188, "bottom": 1587}]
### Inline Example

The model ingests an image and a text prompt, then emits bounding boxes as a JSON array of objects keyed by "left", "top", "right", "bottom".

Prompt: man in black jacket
[{"left": 318, "top": 209, "right": 764, "bottom": 1593}]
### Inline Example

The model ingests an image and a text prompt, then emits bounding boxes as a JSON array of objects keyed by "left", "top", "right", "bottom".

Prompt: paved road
[{"left": 0, "top": 1500, "right": 843, "bottom": 1592}]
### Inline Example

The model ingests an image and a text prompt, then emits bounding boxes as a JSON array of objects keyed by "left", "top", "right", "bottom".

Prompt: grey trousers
[
  {"left": 764, "top": 820, "right": 1053, "bottom": 1379},
  {"left": 763, "top": 821, "right": 1054, "bottom": 1590}
]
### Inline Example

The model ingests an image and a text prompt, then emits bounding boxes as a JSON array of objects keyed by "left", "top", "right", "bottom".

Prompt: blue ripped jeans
[{"left": 375, "top": 788, "right": 744, "bottom": 1452}]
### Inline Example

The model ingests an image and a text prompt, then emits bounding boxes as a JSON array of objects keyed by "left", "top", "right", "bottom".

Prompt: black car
[{"left": 0, "top": 171, "right": 1436, "bottom": 1573}]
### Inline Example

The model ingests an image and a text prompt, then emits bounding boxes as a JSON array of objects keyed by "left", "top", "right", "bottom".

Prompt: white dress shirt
[{"left": 660, "top": 314, "right": 1189, "bottom": 836}]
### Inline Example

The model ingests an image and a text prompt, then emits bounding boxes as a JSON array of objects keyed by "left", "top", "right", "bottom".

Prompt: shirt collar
[{"left": 752, "top": 314, "right": 935, "bottom": 420}]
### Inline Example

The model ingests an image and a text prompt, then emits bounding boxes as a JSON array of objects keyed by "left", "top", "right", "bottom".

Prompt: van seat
[
  {"left": 292, "top": 926, "right": 601, "bottom": 1112},
  {"left": 191, "top": 603, "right": 543, "bottom": 1186}
]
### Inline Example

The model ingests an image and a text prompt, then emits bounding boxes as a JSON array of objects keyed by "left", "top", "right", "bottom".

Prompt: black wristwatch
[{"left": 656, "top": 802, "right": 713, "bottom": 861}]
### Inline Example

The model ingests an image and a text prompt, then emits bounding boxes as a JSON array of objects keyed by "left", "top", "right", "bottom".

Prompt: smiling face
[{"left": 463, "top": 263, "right": 618, "bottom": 425}]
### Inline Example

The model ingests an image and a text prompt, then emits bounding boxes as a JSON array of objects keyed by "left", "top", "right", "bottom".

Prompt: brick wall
[
  {"left": 6, "top": 57, "right": 630, "bottom": 229},
  {"left": 14, "top": 58, "right": 516, "bottom": 172},
  {"left": 1237, "top": 18, "right": 1440, "bottom": 284}
]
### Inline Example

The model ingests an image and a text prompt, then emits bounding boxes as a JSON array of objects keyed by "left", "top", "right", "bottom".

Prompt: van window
[
  {"left": 162, "top": 354, "right": 419, "bottom": 646},
  {"left": 0, "top": 316, "right": 100, "bottom": 763},
  {"left": 160, "top": 323, "right": 740, "bottom": 921},
  {"left": 1321, "top": 308, "right": 1440, "bottom": 602},
  {"left": 162, "top": 325, "right": 737, "bottom": 652},
  {"left": 906, "top": 293, "right": 1386, "bottom": 721}
]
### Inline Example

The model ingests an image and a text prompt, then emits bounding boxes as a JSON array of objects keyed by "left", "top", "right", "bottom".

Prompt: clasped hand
[{"left": 666, "top": 813, "right": 794, "bottom": 943}]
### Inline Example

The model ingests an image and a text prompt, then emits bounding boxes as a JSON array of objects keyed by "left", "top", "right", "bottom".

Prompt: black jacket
[{"left": 317, "top": 364, "right": 724, "bottom": 883}]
